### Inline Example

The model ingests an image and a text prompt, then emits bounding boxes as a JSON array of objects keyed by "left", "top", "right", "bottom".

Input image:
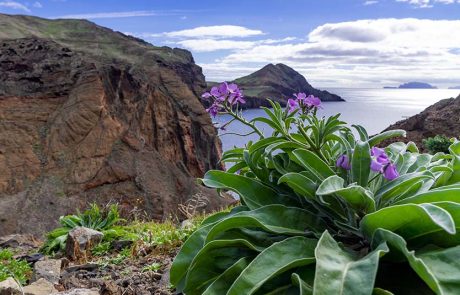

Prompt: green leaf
[
  {"left": 352, "top": 125, "right": 369, "bottom": 141},
  {"left": 227, "top": 237, "right": 317, "bottom": 295},
  {"left": 202, "top": 257, "right": 251, "bottom": 295},
  {"left": 360, "top": 203, "right": 456, "bottom": 248},
  {"left": 352, "top": 140, "right": 371, "bottom": 187},
  {"left": 278, "top": 172, "right": 317, "bottom": 199},
  {"left": 292, "top": 273, "right": 313, "bottom": 295},
  {"left": 372, "top": 288, "right": 394, "bottom": 295},
  {"left": 316, "top": 175, "right": 376, "bottom": 213},
  {"left": 313, "top": 231, "right": 388, "bottom": 295},
  {"left": 206, "top": 205, "right": 327, "bottom": 242},
  {"left": 448, "top": 141, "right": 460, "bottom": 184},
  {"left": 367, "top": 130, "right": 406, "bottom": 147},
  {"left": 201, "top": 170, "right": 298, "bottom": 210},
  {"left": 373, "top": 229, "right": 460, "bottom": 295},
  {"left": 291, "top": 149, "right": 334, "bottom": 182},
  {"left": 394, "top": 188, "right": 460, "bottom": 205}
]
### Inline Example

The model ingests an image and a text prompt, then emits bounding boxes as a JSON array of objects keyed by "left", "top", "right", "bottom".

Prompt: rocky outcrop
[
  {"left": 0, "top": 14, "right": 229, "bottom": 236},
  {"left": 206, "top": 63, "right": 343, "bottom": 109},
  {"left": 383, "top": 94, "right": 460, "bottom": 149}
]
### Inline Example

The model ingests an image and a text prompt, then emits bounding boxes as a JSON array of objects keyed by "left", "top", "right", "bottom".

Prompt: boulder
[
  {"left": 23, "top": 278, "right": 58, "bottom": 295},
  {"left": 32, "top": 259, "right": 62, "bottom": 284},
  {"left": 65, "top": 227, "right": 103, "bottom": 261},
  {"left": 0, "top": 14, "right": 230, "bottom": 237},
  {"left": 0, "top": 277, "right": 21, "bottom": 295}
]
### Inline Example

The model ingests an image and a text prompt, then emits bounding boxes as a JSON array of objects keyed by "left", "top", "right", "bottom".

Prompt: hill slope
[
  {"left": 0, "top": 14, "right": 228, "bottom": 236},
  {"left": 384, "top": 94, "right": 460, "bottom": 149},
  {"left": 207, "top": 63, "right": 343, "bottom": 108}
]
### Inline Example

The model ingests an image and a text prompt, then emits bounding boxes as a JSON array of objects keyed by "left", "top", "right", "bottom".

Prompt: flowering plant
[{"left": 171, "top": 83, "right": 460, "bottom": 294}]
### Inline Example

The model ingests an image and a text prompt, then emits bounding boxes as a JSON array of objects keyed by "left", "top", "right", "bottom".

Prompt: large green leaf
[
  {"left": 292, "top": 273, "right": 313, "bottom": 295},
  {"left": 313, "top": 231, "right": 388, "bottom": 295},
  {"left": 373, "top": 229, "right": 460, "bottom": 295},
  {"left": 316, "top": 175, "right": 376, "bottom": 213},
  {"left": 290, "top": 149, "right": 334, "bottom": 182},
  {"left": 205, "top": 205, "right": 326, "bottom": 242},
  {"left": 361, "top": 202, "right": 457, "bottom": 248},
  {"left": 278, "top": 172, "right": 317, "bottom": 199},
  {"left": 202, "top": 257, "right": 251, "bottom": 295},
  {"left": 227, "top": 237, "right": 317, "bottom": 295},
  {"left": 201, "top": 170, "right": 298, "bottom": 209},
  {"left": 367, "top": 130, "right": 406, "bottom": 147},
  {"left": 448, "top": 141, "right": 460, "bottom": 184},
  {"left": 394, "top": 188, "right": 460, "bottom": 205},
  {"left": 352, "top": 140, "right": 371, "bottom": 187}
]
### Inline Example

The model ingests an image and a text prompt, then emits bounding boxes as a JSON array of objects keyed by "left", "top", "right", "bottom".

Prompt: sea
[{"left": 215, "top": 88, "right": 460, "bottom": 152}]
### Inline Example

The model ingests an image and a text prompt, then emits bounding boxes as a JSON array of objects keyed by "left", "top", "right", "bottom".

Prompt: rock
[
  {"left": 23, "top": 278, "right": 58, "bottom": 295},
  {"left": 0, "top": 14, "right": 232, "bottom": 236},
  {"left": 0, "top": 234, "right": 41, "bottom": 256},
  {"left": 66, "top": 227, "right": 103, "bottom": 261},
  {"left": 180, "top": 219, "right": 194, "bottom": 230},
  {"left": 383, "top": 94, "right": 460, "bottom": 150},
  {"left": 206, "top": 63, "right": 344, "bottom": 109},
  {"left": 0, "top": 277, "right": 21, "bottom": 295},
  {"left": 56, "top": 289, "right": 99, "bottom": 295},
  {"left": 33, "top": 259, "right": 62, "bottom": 284}
]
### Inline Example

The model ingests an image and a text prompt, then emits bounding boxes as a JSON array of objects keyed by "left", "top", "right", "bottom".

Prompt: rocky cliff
[
  {"left": 207, "top": 63, "right": 343, "bottom": 109},
  {"left": 383, "top": 94, "right": 460, "bottom": 149},
  {"left": 0, "top": 14, "right": 228, "bottom": 236}
]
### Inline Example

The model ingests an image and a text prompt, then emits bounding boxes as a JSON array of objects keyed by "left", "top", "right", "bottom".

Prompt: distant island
[
  {"left": 384, "top": 82, "right": 437, "bottom": 89},
  {"left": 449, "top": 86, "right": 460, "bottom": 89},
  {"left": 206, "top": 63, "right": 344, "bottom": 109}
]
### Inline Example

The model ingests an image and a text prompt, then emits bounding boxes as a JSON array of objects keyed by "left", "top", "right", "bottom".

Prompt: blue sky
[{"left": 1, "top": 0, "right": 460, "bottom": 87}]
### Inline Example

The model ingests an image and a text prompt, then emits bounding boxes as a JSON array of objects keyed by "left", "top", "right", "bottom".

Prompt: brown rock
[
  {"left": 32, "top": 259, "right": 62, "bottom": 284},
  {"left": 0, "top": 14, "right": 230, "bottom": 236},
  {"left": 56, "top": 289, "right": 99, "bottom": 295},
  {"left": 23, "top": 278, "right": 58, "bottom": 295},
  {"left": 0, "top": 277, "right": 21, "bottom": 295},
  {"left": 65, "top": 227, "right": 103, "bottom": 261},
  {"left": 383, "top": 94, "right": 460, "bottom": 150}
]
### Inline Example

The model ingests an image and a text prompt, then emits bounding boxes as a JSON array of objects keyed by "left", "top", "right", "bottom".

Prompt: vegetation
[
  {"left": 41, "top": 203, "right": 122, "bottom": 254},
  {"left": 0, "top": 249, "right": 32, "bottom": 285},
  {"left": 423, "top": 134, "right": 453, "bottom": 154},
  {"left": 171, "top": 83, "right": 460, "bottom": 294}
]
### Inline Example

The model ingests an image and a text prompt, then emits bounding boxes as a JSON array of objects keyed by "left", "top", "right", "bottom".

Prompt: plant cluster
[
  {"left": 171, "top": 82, "right": 460, "bottom": 294},
  {"left": 0, "top": 249, "right": 32, "bottom": 285},
  {"left": 423, "top": 134, "right": 454, "bottom": 154},
  {"left": 41, "top": 203, "right": 122, "bottom": 254}
]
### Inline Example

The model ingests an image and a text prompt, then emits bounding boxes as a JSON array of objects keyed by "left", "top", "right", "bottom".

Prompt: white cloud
[
  {"left": 175, "top": 37, "right": 297, "bottom": 52},
  {"left": 55, "top": 10, "right": 159, "bottom": 19},
  {"left": 193, "top": 19, "right": 460, "bottom": 87},
  {"left": 395, "top": 0, "right": 459, "bottom": 7},
  {"left": 156, "top": 25, "right": 264, "bottom": 38},
  {"left": 364, "top": 1, "right": 379, "bottom": 5},
  {"left": 32, "top": 1, "right": 42, "bottom": 8},
  {"left": 0, "top": 1, "right": 30, "bottom": 12}
]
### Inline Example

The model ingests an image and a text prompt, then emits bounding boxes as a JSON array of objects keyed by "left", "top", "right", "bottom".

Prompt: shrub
[
  {"left": 41, "top": 203, "right": 122, "bottom": 254},
  {"left": 0, "top": 249, "right": 32, "bottom": 285},
  {"left": 423, "top": 135, "right": 453, "bottom": 154},
  {"left": 171, "top": 83, "right": 460, "bottom": 294}
]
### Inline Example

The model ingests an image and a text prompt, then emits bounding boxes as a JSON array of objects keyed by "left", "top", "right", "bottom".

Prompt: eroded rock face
[
  {"left": 0, "top": 31, "right": 226, "bottom": 235},
  {"left": 383, "top": 94, "right": 460, "bottom": 150}
]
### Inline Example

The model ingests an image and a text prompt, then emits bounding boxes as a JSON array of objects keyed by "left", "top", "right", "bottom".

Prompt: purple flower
[
  {"left": 227, "top": 83, "right": 245, "bottom": 105},
  {"left": 294, "top": 92, "right": 307, "bottom": 101},
  {"left": 202, "top": 92, "right": 212, "bottom": 99},
  {"left": 206, "top": 103, "right": 220, "bottom": 118},
  {"left": 336, "top": 154, "right": 351, "bottom": 170},
  {"left": 287, "top": 98, "right": 299, "bottom": 112},
  {"left": 383, "top": 163, "right": 399, "bottom": 180},
  {"left": 370, "top": 159, "right": 384, "bottom": 172},
  {"left": 371, "top": 147, "right": 385, "bottom": 157},
  {"left": 305, "top": 95, "right": 321, "bottom": 108},
  {"left": 210, "top": 86, "right": 220, "bottom": 97}
]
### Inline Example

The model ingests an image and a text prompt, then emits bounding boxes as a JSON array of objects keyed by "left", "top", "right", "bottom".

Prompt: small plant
[
  {"left": 423, "top": 134, "right": 454, "bottom": 154},
  {"left": 42, "top": 203, "right": 122, "bottom": 254},
  {"left": 0, "top": 249, "right": 32, "bottom": 285},
  {"left": 171, "top": 82, "right": 460, "bottom": 294},
  {"left": 142, "top": 262, "right": 161, "bottom": 273}
]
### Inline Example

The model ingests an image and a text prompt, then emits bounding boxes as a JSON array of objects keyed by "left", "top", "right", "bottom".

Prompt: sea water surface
[{"left": 215, "top": 88, "right": 460, "bottom": 152}]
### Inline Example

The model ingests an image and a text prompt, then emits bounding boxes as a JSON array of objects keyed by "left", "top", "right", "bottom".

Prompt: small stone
[
  {"left": 23, "top": 278, "right": 58, "bottom": 295},
  {"left": 33, "top": 259, "right": 62, "bottom": 284},
  {"left": 0, "top": 277, "right": 21, "bottom": 295},
  {"left": 56, "top": 288, "right": 99, "bottom": 295},
  {"left": 180, "top": 219, "right": 194, "bottom": 230},
  {"left": 65, "top": 227, "right": 103, "bottom": 261}
]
